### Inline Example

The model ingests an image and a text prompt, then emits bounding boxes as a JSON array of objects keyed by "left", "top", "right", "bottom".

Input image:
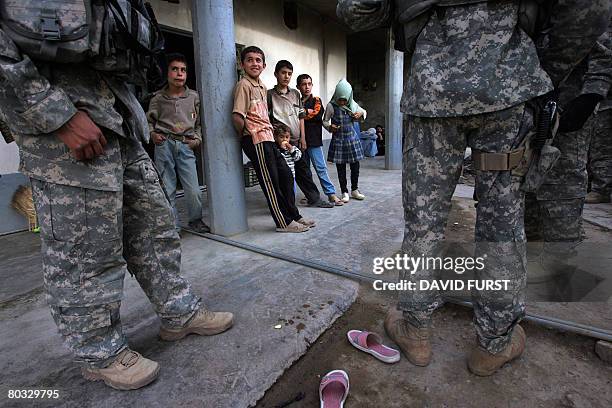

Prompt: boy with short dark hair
[
  {"left": 268, "top": 61, "right": 333, "bottom": 208},
  {"left": 232, "top": 46, "right": 314, "bottom": 232},
  {"left": 297, "top": 73, "right": 343, "bottom": 206},
  {"left": 148, "top": 52, "right": 210, "bottom": 233}
]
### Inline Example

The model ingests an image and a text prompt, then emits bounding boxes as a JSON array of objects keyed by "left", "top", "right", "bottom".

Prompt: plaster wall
[{"left": 149, "top": 0, "right": 348, "bottom": 138}]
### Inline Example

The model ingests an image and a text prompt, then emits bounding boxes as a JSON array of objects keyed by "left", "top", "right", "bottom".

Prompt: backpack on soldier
[
  {"left": 0, "top": 0, "right": 94, "bottom": 62},
  {"left": 0, "top": 0, "right": 164, "bottom": 85}
]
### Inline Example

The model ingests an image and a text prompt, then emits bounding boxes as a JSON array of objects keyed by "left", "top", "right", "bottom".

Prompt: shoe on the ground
[
  {"left": 308, "top": 199, "right": 334, "bottom": 208},
  {"left": 296, "top": 217, "right": 316, "bottom": 227},
  {"left": 351, "top": 189, "right": 365, "bottom": 200},
  {"left": 319, "top": 369, "right": 350, "bottom": 408},
  {"left": 188, "top": 219, "right": 211, "bottom": 233},
  {"left": 341, "top": 192, "right": 350, "bottom": 203},
  {"left": 585, "top": 191, "right": 611, "bottom": 204},
  {"left": 328, "top": 194, "right": 344, "bottom": 206},
  {"left": 81, "top": 349, "right": 160, "bottom": 390},
  {"left": 467, "top": 325, "right": 526, "bottom": 376},
  {"left": 384, "top": 308, "right": 432, "bottom": 366},
  {"left": 299, "top": 198, "right": 308, "bottom": 205},
  {"left": 347, "top": 329, "right": 401, "bottom": 363},
  {"left": 159, "top": 308, "right": 234, "bottom": 341},
  {"left": 275, "top": 220, "right": 310, "bottom": 233}
]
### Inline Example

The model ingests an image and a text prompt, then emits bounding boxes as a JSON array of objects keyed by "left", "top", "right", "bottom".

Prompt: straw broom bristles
[{"left": 11, "top": 185, "right": 38, "bottom": 231}]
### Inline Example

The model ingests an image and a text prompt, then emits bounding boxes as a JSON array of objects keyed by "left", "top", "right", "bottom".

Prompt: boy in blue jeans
[
  {"left": 148, "top": 53, "right": 210, "bottom": 233},
  {"left": 297, "top": 74, "right": 343, "bottom": 206}
]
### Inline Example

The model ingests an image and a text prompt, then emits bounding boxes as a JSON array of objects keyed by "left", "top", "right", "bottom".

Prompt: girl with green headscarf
[{"left": 323, "top": 79, "right": 367, "bottom": 203}]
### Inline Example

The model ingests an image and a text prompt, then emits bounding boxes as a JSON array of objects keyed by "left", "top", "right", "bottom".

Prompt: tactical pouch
[
  {"left": 0, "top": 0, "right": 94, "bottom": 62},
  {"left": 520, "top": 143, "right": 561, "bottom": 193},
  {"left": 90, "top": 0, "right": 164, "bottom": 85},
  {"left": 0, "top": 0, "right": 163, "bottom": 85},
  {"left": 518, "top": 100, "right": 562, "bottom": 193}
]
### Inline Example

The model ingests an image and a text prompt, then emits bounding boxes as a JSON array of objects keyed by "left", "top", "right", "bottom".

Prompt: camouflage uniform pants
[
  {"left": 524, "top": 113, "right": 593, "bottom": 251},
  {"left": 587, "top": 109, "right": 612, "bottom": 196},
  {"left": 400, "top": 104, "right": 529, "bottom": 354},
  {"left": 30, "top": 136, "right": 201, "bottom": 368}
]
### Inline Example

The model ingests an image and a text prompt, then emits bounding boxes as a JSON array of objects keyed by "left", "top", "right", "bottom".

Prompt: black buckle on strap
[{"left": 40, "top": 9, "right": 61, "bottom": 41}]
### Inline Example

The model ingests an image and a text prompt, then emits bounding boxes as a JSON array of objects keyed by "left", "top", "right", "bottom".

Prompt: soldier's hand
[
  {"left": 56, "top": 111, "right": 107, "bottom": 161},
  {"left": 151, "top": 132, "right": 166, "bottom": 145},
  {"left": 330, "top": 124, "right": 340, "bottom": 133}
]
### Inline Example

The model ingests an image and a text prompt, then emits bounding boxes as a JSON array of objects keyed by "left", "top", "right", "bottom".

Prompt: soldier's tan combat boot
[
  {"left": 159, "top": 308, "right": 234, "bottom": 341},
  {"left": 81, "top": 349, "right": 160, "bottom": 390},
  {"left": 468, "top": 325, "right": 526, "bottom": 376},
  {"left": 384, "top": 308, "right": 432, "bottom": 366}
]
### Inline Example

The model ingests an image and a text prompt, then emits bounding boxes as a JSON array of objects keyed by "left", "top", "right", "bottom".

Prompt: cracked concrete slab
[{"left": 0, "top": 235, "right": 358, "bottom": 407}]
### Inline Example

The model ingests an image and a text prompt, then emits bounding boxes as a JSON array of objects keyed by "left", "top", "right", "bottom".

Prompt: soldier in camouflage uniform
[
  {"left": 338, "top": 0, "right": 610, "bottom": 375},
  {"left": 525, "top": 17, "right": 611, "bottom": 280},
  {"left": 586, "top": 95, "right": 612, "bottom": 204},
  {"left": 0, "top": 4, "right": 233, "bottom": 390}
]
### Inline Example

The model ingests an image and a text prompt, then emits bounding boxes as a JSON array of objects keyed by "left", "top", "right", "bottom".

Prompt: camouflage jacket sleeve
[
  {"left": 581, "top": 20, "right": 612, "bottom": 98},
  {"left": 0, "top": 28, "right": 77, "bottom": 134},
  {"left": 537, "top": 0, "right": 611, "bottom": 88},
  {"left": 336, "top": 0, "right": 392, "bottom": 32}
]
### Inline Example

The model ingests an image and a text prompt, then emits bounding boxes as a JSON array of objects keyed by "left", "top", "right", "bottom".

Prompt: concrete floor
[{"left": 1, "top": 156, "right": 611, "bottom": 407}]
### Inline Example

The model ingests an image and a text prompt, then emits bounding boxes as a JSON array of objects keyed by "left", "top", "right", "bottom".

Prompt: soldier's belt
[{"left": 472, "top": 148, "right": 525, "bottom": 171}]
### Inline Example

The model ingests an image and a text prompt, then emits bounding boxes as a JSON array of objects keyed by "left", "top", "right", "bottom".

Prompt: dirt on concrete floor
[{"left": 256, "top": 198, "right": 612, "bottom": 408}]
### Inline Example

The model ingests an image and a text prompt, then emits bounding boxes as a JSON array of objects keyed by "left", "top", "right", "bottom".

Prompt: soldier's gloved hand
[
  {"left": 558, "top": 93, "right": 603, "bottom": 133},
  {"left": 56, "top": 110, "right": 107, "bottom": 161}
]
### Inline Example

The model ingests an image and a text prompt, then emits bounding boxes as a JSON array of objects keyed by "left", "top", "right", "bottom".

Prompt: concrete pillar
[
  {"left": 384, "top": 29, "right": 404, "bottom": 170},
  {"left": 192, "top": 0, "right": 248, "bottom": 235}
]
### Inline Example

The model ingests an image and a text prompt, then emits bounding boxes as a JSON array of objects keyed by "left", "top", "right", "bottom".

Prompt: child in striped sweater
[{"left": 274, "top": 123, "right": 302, "bottom": 178}]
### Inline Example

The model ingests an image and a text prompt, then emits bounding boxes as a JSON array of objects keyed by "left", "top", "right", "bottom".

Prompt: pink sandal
[
  {"left": 347, "top": 330, "right": 400, "bottom": 363},
  {"left": 319, "top": 369, "right": 349, "bottom": 408}
]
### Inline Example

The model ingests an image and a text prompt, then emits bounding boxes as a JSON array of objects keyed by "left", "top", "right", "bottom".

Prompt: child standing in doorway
[{"left": 323, "top": 79, "right": 366, "bottom": 203}]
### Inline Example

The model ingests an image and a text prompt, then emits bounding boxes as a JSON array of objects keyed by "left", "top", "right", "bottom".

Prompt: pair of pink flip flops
[{"left": 319, "top": 330, "right": 400, "bottom": 407}]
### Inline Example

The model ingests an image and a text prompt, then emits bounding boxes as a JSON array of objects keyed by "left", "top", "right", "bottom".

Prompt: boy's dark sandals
[
  {"left": 309, "top": 199, "right": 334, "bottom": 208},
  {"left": 188, "top": 219, "right": 211, "bottom": 233}
]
